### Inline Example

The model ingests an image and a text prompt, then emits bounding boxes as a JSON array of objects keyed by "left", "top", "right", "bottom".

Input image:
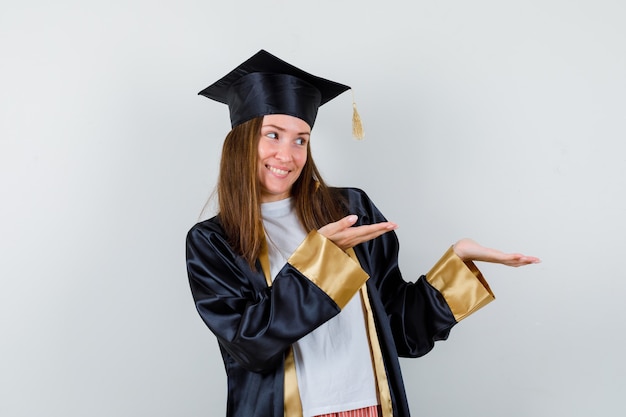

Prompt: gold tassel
[{"left": 352, "top": 94, "right": 365, "bottom": 140}]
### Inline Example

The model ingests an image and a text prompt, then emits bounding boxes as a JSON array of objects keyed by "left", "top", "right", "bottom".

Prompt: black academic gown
[{"left": 186, "top": 187, "right": 494, "bottom": 417}]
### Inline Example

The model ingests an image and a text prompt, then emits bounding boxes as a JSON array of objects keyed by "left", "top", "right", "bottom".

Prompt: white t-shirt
[{"left": 261, "top": 198, "right": 378, "bottom": 417}]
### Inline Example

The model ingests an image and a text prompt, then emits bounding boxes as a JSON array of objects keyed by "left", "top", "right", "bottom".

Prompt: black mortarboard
[{"left": 198, "top": 50, "right": 352, "bottom": 130}]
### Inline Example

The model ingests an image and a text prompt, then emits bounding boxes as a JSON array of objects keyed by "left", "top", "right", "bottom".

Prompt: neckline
[{"left": 261, "top": 197, "right": 294, "bottom": 217}]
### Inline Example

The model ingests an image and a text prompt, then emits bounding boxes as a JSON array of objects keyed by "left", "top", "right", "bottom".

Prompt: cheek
[
  {"left": 296, "top": 149, "right": 308, "bottom": 167},
  {"left": 256, "top": 142, "right": 267, "bottom": 160}
]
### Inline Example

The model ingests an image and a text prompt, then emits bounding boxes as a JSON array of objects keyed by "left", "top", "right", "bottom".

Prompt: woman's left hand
[{"left": 453, "top": 238, "right": 541, "bottom": 267}]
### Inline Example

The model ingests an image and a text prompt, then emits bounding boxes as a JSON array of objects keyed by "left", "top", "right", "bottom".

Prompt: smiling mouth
[{"left": 267, "top": 165, "right": 290, "bottom": 176}]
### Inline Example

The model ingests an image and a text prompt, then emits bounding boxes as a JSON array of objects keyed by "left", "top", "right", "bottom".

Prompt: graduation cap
[{"left": 199, "top": 50, "right": 364, "bottom": 138}]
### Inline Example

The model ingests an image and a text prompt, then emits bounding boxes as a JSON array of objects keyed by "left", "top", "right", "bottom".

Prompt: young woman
[{"left": 186, "top": 50, "right": 539, "bottom": 417}]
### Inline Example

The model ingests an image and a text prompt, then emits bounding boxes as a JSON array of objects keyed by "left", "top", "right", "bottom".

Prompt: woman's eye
[
  {"left": 266, "top": 132, "right": 277, "bottom": 139},
  {"left": 295, "top": 138, "right": 306, "bottom": 145}
]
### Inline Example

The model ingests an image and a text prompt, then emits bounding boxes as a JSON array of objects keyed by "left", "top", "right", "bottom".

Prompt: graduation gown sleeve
[
  {"left": 186, "top": 219, "right": 368, "bottom": 373},
  {"left": 345, "top": 187, "right": 494, "bottom": 358}
]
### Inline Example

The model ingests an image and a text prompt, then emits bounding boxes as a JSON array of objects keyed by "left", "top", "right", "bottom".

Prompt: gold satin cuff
[
  {"left": 288, "top": 231, "right": 369, "bottom": 309},
  {"left": 426, "top": 246, "right": 495, "bottom": 322}
]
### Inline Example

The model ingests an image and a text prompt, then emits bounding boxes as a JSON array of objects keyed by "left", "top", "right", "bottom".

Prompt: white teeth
[{"left": 268, "top": 166, "right": 289, "bottom": 176}]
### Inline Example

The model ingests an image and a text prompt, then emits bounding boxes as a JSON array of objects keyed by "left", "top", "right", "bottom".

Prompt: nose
[{"left": 274, "top": 141, "right": 292, "bottom": 162}]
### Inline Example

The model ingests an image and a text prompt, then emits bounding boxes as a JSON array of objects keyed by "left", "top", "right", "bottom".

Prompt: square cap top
[{"left": 199, "top": 50, "right": 351, "bottom": 128}]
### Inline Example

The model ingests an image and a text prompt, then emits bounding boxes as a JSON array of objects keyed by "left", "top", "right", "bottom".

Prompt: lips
[{"left": 267, "top": 165, "right": 290, "bottom": 176}]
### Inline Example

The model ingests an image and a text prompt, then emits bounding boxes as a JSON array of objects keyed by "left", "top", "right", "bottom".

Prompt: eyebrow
[{"left": 262, "top": 124, "right": 311, "bottom": 136}]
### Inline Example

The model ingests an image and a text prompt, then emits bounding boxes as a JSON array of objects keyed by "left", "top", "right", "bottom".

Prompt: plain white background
[{"left": 1, "top": 1, "right": 625, "bottom": 416}]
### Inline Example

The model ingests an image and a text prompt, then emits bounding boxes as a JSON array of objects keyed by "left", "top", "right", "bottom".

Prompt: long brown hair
[{"left": 217, "top": 116, "right": 346, "bottom": 268}]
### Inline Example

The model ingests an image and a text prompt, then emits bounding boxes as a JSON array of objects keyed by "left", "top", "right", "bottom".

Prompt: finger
[
  {"left": 342, "top": 222, "right": 397, "bottom": 246},
  {"left": 517, "top": 255, "right": 541, "bottom": 265},
  {"left": 505, "top": 254, "right": 541, "bottom": 267},
  {"left": 358, "top": 223, "right": 397, "bottom": 240},
  {"left": 342, "top": 214, "right": 359, "bottom": 227},
  {"left": 348, "top": 223, "right": 393, "bottom": 238},
  {"left": 318, "top": 215, "right": 358, "bottom": 236}
]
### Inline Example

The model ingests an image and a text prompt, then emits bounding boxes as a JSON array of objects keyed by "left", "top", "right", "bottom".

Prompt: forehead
[{"left": 262, "top": 114, "right": 311, "bottom": 133}]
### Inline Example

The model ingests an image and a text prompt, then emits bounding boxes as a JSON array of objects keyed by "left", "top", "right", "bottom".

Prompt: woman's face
[{"left": 257, "top": 114, "right": 310, "bottom": 203}]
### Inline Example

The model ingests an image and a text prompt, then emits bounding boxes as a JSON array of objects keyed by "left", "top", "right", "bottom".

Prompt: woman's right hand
[{"left": 318, "top": 215, "right": 398, "bottom": 251}]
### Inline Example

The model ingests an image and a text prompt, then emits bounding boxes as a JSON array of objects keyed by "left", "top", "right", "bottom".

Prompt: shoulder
[
  {"left": 185, "top": 215, "right": 247, "bottom": 267},
  {"left": 186, "top": 215, "right": 227, "bottom": 245},
  {"left": 334, "top": 186, "right": 371, "bottom": 204}
]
